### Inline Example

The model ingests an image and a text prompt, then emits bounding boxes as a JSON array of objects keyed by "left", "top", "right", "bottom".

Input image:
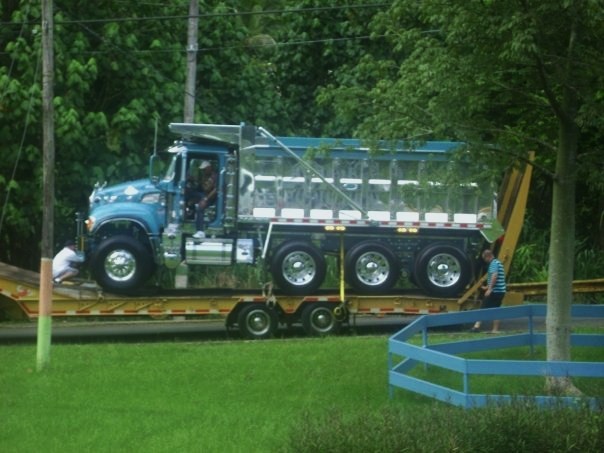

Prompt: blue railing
[{"left": 388, "top": 304, "right": 604, "bottom": 408}]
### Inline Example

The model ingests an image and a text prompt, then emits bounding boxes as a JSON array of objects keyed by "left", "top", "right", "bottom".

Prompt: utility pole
[
  {"left": 184, "top": 0, "right": 198, "bottom": 123},
  {"left": 37, "top": 0, "right": 55, "bottom": 371}
]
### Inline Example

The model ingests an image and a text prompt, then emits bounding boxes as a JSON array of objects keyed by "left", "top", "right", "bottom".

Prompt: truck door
[
  {"left": 185, "top": 156, "right": 221, "bottom": 229},
  {"left": 161, "top": 152, "right": 186, "bottom": 226}
]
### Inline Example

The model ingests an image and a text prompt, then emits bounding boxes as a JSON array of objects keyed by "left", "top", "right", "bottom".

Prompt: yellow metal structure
[
  {"left": 0, "top": 260, "right": 466, "bottom": 319},
  {"left": 496, "top": 152, "right": 535, "bottom": 274},
  {"left": 507, "top": 278, "right": 604, "bottom": 296},
  {"left": 457, "top": 153, "right": 534, "bottom": 307}
]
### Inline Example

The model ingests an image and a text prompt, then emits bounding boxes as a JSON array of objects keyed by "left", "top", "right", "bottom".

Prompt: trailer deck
[{"left": 0, "top": 260, "right": 477, "bottom": 320}]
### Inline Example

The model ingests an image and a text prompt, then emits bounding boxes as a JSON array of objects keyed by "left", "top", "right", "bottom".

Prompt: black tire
[
  {"left": 301, "top": 304, "right": 341, "bottom": 336},
  {"left": 344, "top": 241, "right": 400, "bottom": 294},
  {"left": 414, "top": 244, "right": 471, "bottom": 297},
  {"left": 270, "top": 241, "right": 326, "bottom": 295},
  {"left": 237, "top": 304, "right": 278, "bottom": 339},
  {"left": 91, "top": 235, "right": 154, "bottom": 293}
]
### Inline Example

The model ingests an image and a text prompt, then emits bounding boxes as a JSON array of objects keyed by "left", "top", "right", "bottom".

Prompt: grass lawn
[
  {"left": 403, "top": 344, "right": 604, "bottom": 397},
  {"left": 1, "top": 331, "right": 602, "bottom": 452},
  {"left": 1, "top": 336, "right": 402, "bottom": 452}
]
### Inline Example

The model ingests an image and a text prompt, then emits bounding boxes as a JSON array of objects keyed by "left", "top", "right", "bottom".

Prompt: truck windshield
[{"left": 163, "top": 155, "right": 178, "bottom": 182}]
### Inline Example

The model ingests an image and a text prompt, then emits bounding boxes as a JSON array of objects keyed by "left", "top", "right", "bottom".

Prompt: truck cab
[{"left": 84, "top": 127, "right": 248, "bottom": 293}]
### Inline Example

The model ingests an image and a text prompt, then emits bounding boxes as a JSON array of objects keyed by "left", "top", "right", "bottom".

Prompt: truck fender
[{"left": 89, "top": 202, "right": 163, "bottom": 236}]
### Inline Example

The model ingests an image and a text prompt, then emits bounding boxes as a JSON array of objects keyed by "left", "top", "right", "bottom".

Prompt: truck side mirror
[{"left": 149, "top": 154, "right": 160, "bottom": 184}]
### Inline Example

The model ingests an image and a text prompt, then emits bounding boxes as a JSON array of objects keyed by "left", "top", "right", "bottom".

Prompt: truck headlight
[
  {"left": 85, "top": 216, "right": 96, "bottom": 232},
  {"left": 142, "top": 192, "right": 161, "bottom": 204}
]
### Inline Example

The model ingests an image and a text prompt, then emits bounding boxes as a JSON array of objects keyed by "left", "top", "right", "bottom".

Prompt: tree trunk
[
  {"left": 38, "top": 0, "right": 55, "bottom": 372},
  {"left": 545, "top": 115, "right": 579, "bottom": 395}
]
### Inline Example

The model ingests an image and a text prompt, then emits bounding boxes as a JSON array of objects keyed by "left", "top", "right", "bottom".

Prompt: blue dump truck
[{"left": 80, "top": 123, "right": 503, "bottom": 296}]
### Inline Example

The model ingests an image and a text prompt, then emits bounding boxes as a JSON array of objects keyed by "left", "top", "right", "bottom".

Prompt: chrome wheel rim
[
  {"left": 281, "top": 251, "right": 316, "bottom": 286},
  {"left": 426, "top": 253, "right": 461, "bottom": 288},
  {"left": 104, "top": 249, "right": 137, "bottom": 282},
  {"left": 242, "top": 308, "right": 272, "bottom": 336},
  {"left": 308, "top": 306, "right": 335, "bottom": 334},
  {"left": 355, "top": 251, "right": 390, "bottom": 286}
]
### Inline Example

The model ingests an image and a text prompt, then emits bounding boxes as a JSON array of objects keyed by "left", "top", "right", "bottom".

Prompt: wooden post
[
  {"left": 184, "top": 0, "right": 198, "bottom": 122},
  {"left": 37, "top": 0, "right": 55, "bottom": 372}
]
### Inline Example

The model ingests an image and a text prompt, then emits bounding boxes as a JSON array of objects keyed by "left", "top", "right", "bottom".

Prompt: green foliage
[
  {"left": 0, "top": 1, "right": 291, "bottom": 266},
  {"left": 575, "top": 240, "right": 604, "bottom": 280},
  {"left": 1, "top": 0, "right": 603, "bottom": 280},
  {"left": 322, "top": 0, "right": 604, "bottom": 145},
  {"left": 511, "top": 242, "right": 549, "bottom": 283},
  {"left": 509, "top": 215, "right": 550, "bottom": 282},
  {"left": 511, "top": 223, "right": 604, "bottom": 283},
  {"left": 269, "top": 0, "right": 389, "bottom": 136}
]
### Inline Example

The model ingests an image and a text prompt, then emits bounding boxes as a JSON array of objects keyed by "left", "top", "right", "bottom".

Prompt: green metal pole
[
  {"left": 340, "top": 234, "right": 345, "bottom": 302},
  {"left": 36, "top": 258, "right": 53, "bottom": 371}
]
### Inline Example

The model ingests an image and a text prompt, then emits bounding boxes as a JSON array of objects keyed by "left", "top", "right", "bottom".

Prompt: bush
[
  {"left": 575, "top": 243, "right": 604, "bottom": 280},
  {"left": 283, "top": 401, "right": 604, "bottom": 452}
]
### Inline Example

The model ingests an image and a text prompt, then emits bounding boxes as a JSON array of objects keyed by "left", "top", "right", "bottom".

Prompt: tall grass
[{"left": 285, "top": 402, "right": 604, "bottom": 453}]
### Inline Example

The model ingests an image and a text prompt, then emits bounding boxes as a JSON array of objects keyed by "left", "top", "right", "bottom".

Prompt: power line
[
  {"left": 0, "top": 3, "right": 390, "bottom": 27},
  {"left": 26, "top": 34, "right": 382, "bottom": 57},
  {"left": 0, "top": 32, "right": 385, "bottom": 57}
]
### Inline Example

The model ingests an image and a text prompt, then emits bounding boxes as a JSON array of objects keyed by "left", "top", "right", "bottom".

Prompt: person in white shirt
[{"left": 52, "top": 239, "right": 84, "bottom": 284}]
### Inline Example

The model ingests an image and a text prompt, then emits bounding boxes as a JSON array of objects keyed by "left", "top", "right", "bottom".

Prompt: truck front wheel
[
  {"left": 270, "top": 241, "right": 326, "bottom": 295},
  {"left": 91, "top": 235, "right": 154, "bottom": 293},
  {"left": 414, "top": 245, "right": 470, "bottom": 297}
]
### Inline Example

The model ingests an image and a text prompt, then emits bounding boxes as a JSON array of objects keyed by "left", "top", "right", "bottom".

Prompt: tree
[
  {"left": 0, "top": 0, "right": 188, "bottom": 268},
  {"left": 0, "top": 1, "right": 291, "bottom": 267},
  {"left": 269, "top": 0, "right": 389, "bottom": 136},
  {"left": 320, "top": 0, "right": 604, "bottom": 393}
]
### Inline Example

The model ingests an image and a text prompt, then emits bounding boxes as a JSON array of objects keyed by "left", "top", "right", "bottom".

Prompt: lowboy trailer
[{"left": 0, "top": 151, "right": 548, "bottom": 339}]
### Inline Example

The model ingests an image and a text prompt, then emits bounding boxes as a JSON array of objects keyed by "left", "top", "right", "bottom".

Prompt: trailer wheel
[
  {"left": 301, "top": 304, "right": 341, "bottom": 336},
  {"left": 237, "top": 304, "right": 277, "bottom": 340},
  {"left": 415, "top": 245, "right": 470, "bottom": 297},
  {"left": 91, "top": 235, "right": 154, "bottom": 293},
  {"left": 270, "top": 241, "right": 326, "bottom": 295},
  {"left": 344, "top": 241, "right": 400, "bottom": 294}
]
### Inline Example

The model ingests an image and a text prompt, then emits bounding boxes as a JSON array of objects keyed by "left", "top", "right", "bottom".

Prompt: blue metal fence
[{"left": 388, "top": 304, "right": 604, "bottom": 408}]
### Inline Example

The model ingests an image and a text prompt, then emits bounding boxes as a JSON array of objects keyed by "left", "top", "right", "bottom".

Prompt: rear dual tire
[
  {"left": 270, "top": 241, "right": 326, "bottom": 295},
  {"left": 414, "top": 245, "right": 471, "bottom": 297},
  {"left": 344, "top": 241, "right": 399, "bottom": 294},
  {"left": 270, "top": 239, "right": 471, "bottom": 298}
]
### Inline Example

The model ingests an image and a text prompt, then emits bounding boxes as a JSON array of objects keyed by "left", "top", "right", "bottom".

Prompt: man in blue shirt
[{"left": 470, "top": 249, "right": 506, "bottom": 333}]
